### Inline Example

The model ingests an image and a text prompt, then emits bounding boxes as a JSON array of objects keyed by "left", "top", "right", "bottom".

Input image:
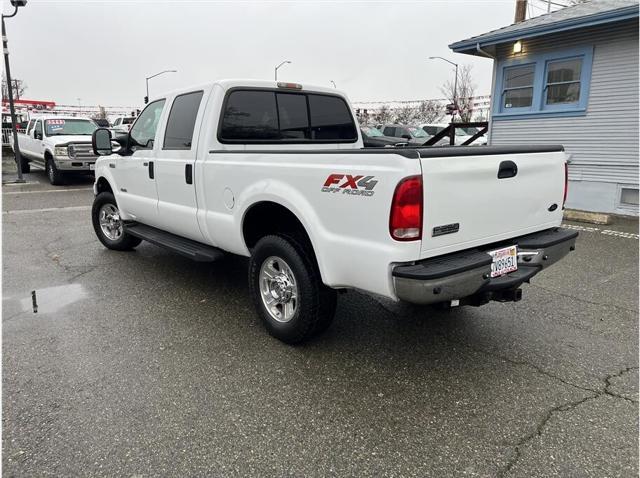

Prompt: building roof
[{"left": 450, "top": 0, "right": 639, "bottom": 55}]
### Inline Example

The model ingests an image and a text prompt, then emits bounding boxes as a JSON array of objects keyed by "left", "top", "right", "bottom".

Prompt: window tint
[
  {"left": 503, "top": 64, "right": 535, "bottom": 109},
  {"left": 164, "top": 91, "right": 204, "bottom": 149},
  {"left": 308, "top": 94, "right": 357, "bottom": 140},
  {"left": 26, "top": 119, "right": 35, "bottom": 134},
  {"left": 130, "top": 99, "right": 166, "bottom": 150},
  {"left": 219, "top": 90, "right": 357, "bottom": 142},
  {"left": 545, "top": 58, "right": 582, "bottom": 105},
  {"left": 34, "top": 120, "right": 42, "bottom": 137},
  {"left": 383, "top": 127, "right": 395, "bottom": 136},
  {"left": 277, "top": 93, "right": 310, "bottom": 139},
  {"left": 221, "top": 91, "right": 279, "bottom": 140}
]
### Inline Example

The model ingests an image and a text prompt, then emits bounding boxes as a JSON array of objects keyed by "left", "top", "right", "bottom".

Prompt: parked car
[
  {"left": 13, "top": 116, "right": 99, "bottom": 183},
  {"left": 380, "top": 124, "right": 431, "bottom": 145},
  {"left": 93, "top": 118, "right": 111, "bottom": 128},
  {"left": 90, "top": 79, "right": 577, "bottom": 344},
  {"left": 110, "top": 116, "right": 136, "bottom": 134},
  {"left": 361, "top": 126, "right": 407, "bottom": 147}
]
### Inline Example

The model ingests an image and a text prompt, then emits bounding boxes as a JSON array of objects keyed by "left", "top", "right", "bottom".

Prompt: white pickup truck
[
  {"left": 90, "top": 79, "right": 577, "bottom": 344},
  {"left": 13, "top": 116, "right": 99, "bottom": 184}
]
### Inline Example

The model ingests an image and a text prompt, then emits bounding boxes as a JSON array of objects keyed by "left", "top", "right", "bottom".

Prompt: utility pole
[
  {"left": 514, "top": 0, "right": 527, "bottom": 23},
  {"left": 2, "top": 1, "right": 28, "bottom": 183}
]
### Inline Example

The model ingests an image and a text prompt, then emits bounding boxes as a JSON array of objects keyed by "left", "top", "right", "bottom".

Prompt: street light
[
  {"left": 145, "top": 69, "right": 177, "bottom": 104},
  {"left": 3, "top": 0, "right": 28, "bottom": 183},
  {"left": 274, "top": 60, "right": 291, "bottom": 81},
  {"left": 330, "top": 80, "right": 337, "bottom": 88},
  {"left": 428, "top": 56, "right": 459, "bottom": 119}
]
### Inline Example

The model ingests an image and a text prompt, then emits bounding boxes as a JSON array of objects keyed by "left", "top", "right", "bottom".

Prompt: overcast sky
[{"left": 5, "top": 0, "right": 517, "bottom": 107}]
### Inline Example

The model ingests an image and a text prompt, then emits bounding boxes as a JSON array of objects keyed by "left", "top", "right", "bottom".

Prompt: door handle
[
  {"left": 185, "top": 164, "right": 193, "bottom": 184},
  {"left": 497, "top": 160, "right": 518, "bottom": 179},
  {"left": 148, "top": 161, "right": 154, "bottom": 179}
]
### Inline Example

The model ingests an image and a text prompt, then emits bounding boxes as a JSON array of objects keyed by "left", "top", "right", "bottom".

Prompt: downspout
[{"left": 476, "top": 43, "right": 497, "bottom": 145}]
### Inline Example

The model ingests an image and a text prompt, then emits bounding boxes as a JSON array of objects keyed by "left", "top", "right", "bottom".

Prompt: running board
[{"left": 124, "top": 223, "right": 224, "bottom": 262}]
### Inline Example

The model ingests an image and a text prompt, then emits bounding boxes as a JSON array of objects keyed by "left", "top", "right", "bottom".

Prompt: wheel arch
[{"left": 241, "top": 200, "right": 325, "bottom": 281}]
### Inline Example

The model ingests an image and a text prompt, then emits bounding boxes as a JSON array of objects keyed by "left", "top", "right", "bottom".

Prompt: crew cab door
[
  {"left": 154, "top": 89, "right": 207, "bottom": 242},
  {"left": 113, "top": 99, "right": 166, "bottom": 226},
  {"left": 32, "top": 120, "right": 45, "bottom": 162},
  {"left": 19, "top": 119, "right": 35, "bottom": 157}
]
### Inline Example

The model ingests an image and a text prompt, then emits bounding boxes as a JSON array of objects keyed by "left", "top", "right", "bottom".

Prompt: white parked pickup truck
[
  {"left": 13, "top": 116, "right": 99, "bottom": 184},
  {"left": 90, "top": 79, "right": 577, "bottom": 344}
]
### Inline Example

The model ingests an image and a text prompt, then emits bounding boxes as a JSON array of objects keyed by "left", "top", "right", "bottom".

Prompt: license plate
[
  {"left": 489, "top": 245, "right": 518, "bottom": 278},
  {"left": 89, "top": 163, "right": 95, "bottom": 170}
]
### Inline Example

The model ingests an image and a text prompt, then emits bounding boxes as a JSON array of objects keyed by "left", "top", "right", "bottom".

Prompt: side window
[
  {"left": 276, "top": 93, "right": 309, "bottom": 139},
  {"left": 383, "top": 127, "right": 395, "bottom": 137},
  {"left": 308, "top": 94, "right": 357, "bottom": 140},
  {"left": 544, "top": 57, "right": 583, "bottom": 106},
  {"left": 114, "top": 118, "right": 121, "bottom": 126},
  {"left": 130, "top": 99, "right": 166, "bottom": 150},
  {"left": 34, "top": 120, "right": 43, "bottom": 138},
  {"left": 163, "top": 91, "right": 204, "bottom": 150},
  {"left": 26, "top": 119, "right": 35, "bottom": 134},
  {"left": 502, "top": 64, "right": 535, "bottom": 110},
  {"left": 220, "top": 91, "right": 279, "bottom": 140}
]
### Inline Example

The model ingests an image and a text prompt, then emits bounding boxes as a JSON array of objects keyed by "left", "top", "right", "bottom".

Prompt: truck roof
[{"left": 148, "top": 79, "right": 347, "bottom": 103}]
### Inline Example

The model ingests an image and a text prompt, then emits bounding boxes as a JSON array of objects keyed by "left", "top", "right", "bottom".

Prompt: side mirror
[
  {"left": 92, "top": 128, "right": 113, "bottom": 156},
  {"left": 34, "top": 131, "right": 42, "bottom": 140}
]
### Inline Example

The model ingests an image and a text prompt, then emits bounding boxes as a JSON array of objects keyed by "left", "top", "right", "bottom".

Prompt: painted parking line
[
  {"left": 563, "top": 223, "right": 639, "bottom": 240},
  {"left": 2, "top": 188, "right": 93, "bottom": 195},
  {"left": 2, "top": 206, "right": 91, "bottom": 215}
]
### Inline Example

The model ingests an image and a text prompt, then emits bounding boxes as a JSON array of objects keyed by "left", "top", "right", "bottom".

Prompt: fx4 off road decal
[{"left": 321, "top": 174, "right": 378, "bottom": 197}]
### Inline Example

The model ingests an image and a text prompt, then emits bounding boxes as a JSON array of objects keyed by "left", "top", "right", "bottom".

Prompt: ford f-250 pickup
[
  {"left": 89, "top": 79, "right": 578, "bottom": 344},
  {"left": 13, "top": 115, "right": 100, "bottom": 184}
]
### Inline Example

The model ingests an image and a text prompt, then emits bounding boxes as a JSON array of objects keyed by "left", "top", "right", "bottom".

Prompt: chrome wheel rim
[
  {"left": 259, "top": 256, "right": 298, "bottom": 323},
  {"left": 98, "top": 203, "right": 123, "bottom": 241}
]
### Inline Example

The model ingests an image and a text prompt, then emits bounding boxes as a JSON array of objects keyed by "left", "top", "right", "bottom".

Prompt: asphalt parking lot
[{"left": 3, "top": 162, "right": 639, "bottom": 477}]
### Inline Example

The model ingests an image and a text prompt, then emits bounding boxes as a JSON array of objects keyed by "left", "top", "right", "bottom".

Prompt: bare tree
[
  {"left": 1, "top": 77, "right": 27, "bottom": 101},
  {"left": 414, "top": 100, "right": 444, "bottom": 124},
  {"left": 440, "top": 64, "right": 476, "bottom": 122},
  {"left": 393, "top": 104, "right": 417, "bottom": 124},
  {"left": 375, "top": 104, "right": 394, "bottom": 125}
]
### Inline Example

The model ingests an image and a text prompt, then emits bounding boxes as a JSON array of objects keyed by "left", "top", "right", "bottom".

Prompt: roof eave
[{"left": 449, "top": 5, "right": 639, "bottom": 55}]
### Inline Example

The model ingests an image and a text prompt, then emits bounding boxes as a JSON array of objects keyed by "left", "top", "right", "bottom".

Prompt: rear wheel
[
  {"left": 91, "top": 192, "right": 142, "bottom": 251},
  {"left": 249, "top": 234, "right": 337, "bottom": 344},
  {"left": 45, "top": 157, "right": 64, "bottom": 185}
]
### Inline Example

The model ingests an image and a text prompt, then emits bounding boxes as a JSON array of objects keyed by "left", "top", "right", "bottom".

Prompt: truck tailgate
[{"left": 419, "top": 149, "right": 567, "bottom": 258}]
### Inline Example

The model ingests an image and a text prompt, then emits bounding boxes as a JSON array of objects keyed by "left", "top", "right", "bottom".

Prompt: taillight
[
  {"left": 390, "top": 175, "right": 423, "bottom": 241},
  {"left": 563, "top": 162, "right": 568, "bottom": 208}
]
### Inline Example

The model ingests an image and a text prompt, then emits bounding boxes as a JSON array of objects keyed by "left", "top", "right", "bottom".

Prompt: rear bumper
[{"left": 392, "top": 227, "right": 578, "bottom": 305}]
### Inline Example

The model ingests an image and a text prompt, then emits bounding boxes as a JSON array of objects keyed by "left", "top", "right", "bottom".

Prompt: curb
[{"left": 563, "top": 209, "right": 610, "bottom": 225}]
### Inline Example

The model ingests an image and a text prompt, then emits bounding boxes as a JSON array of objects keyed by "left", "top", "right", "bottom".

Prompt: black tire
[
  {"left": 45, "top": 157, "right": 64, "bottom": 185},
  {"left": 91, "top": 192, "right": 142, "bottom": 251},
  {"left": 249, "top": 234, "right": 337, "bottom": 344}
]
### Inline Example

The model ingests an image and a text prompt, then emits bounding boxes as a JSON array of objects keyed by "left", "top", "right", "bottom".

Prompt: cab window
[
  {"left": 129, "top": 100, "right": 166, "bottom": 150},
  {"left": 26, "top": 119, "right": 36, "bottom": 134}
]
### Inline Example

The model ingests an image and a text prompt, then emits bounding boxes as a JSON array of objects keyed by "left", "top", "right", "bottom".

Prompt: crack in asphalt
[
  {"left": 495, "top": 366, "right": 638, "bottom": 477},
  {"left": 529, "top": 283, "right": 639, "bottom": 313}
]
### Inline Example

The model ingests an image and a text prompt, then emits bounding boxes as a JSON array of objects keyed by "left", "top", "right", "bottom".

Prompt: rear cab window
[{"left": 219, "top": 89, "right": 357, "bottom": 143}]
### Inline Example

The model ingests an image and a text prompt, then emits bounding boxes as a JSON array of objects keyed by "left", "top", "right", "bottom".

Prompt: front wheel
[
  {"left": 45, "top": 157, "right": 64, "bottom": 185},
  {"left": 91, "top": 192, "right": 142, "bottom": 251},
  {"left": 249, "top": 235, "right": 337, "bottom": 344}
]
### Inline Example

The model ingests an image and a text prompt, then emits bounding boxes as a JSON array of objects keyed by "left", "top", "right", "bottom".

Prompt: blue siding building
[{"left": 450, "top": 0, "right": 639, "bottom": 216}]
